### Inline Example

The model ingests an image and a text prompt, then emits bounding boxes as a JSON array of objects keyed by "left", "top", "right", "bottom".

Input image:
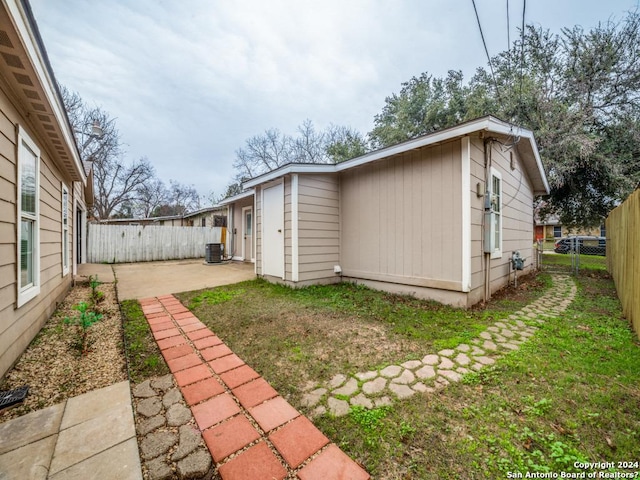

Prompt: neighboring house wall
[{"left": 227, "top": 195, "right": 254, "bottom": 261}]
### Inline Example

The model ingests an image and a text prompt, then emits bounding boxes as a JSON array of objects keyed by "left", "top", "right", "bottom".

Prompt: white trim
[
  {"left": 217, "top": 188, "right": 255, "bottom": 206},
  {"left": 291, "top": 174, "right": 299, "bottom": 282},
  {"left": 241, "top": 206, "right": 253, "bottom": 262},
  {"left": 61, "top": 183, "right": 69, "bottom": 276},
  {"left": 461, "top": 137, "right": 471, "bottom": 292},
  {"left": 241, "top": 116, "right": 549, "bottom": 195},
  {"left": 17, "top": 126, "right": 40, "bottom": 307},
  {"left": 489, "top": 167, "right": 503, "bottom": 259},
  {"left": 260, "top": 179, "right": 285, "bottom": 279}
]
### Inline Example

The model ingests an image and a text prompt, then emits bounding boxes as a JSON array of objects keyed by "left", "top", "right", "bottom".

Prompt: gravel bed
[{"left": 0, "top": 279, "right": 127, "bottom": 421}]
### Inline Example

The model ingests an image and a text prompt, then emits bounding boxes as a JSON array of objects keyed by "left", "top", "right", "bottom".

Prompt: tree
[
  {"left": 366, "top": 11, "right": 640, "bottom": 227},
  {"left": 60, "top": 86, "right": 155, "bottom": 219},
  {"left": 233, "top": 120, "right": 368, "bottom": 180}
]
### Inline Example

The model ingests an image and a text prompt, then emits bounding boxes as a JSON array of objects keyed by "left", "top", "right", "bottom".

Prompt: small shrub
[{"left": 64, "top": 301, "right": 102, "bottom": 355}]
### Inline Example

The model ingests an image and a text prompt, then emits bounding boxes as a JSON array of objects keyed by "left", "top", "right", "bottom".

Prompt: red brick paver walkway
[{"left": 140, "top": 294, "right": 370, "bottom": 480}]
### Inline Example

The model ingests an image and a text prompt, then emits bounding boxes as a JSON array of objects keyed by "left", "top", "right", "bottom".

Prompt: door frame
[
  {"left": 241, "top": 206, "right": 254, "bottom": 262},
  {"left": 260, "top": 180, "right": 285, "bottom": 279}
]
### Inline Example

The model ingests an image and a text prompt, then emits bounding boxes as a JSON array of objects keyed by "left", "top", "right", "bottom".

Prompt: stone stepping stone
[
  {"left": 374, "top": 396, "right": 392, "bottom": 407},
  {"left": 438, "top": 349, "right": 455, "bottom": 357},
  {"left": 355, "top": 371, "right": 377, "bottom": 381},
  {"left": 401, "top": 360, "right": 422, "bottom": 370},
  {"left": 327, "top": 397, "right": 350, "bottom": 416},
  {"left": 412, "top": 382, "right": 428, "bottom": 393},
  {"left": 480, "top": 331, "right": 493, "bottom": 340},
  {"left": 388, "top": 383, "right": 414, "bottom": 399},
  {"left": 422, "top": 354, "right": 439, "bottom": 365},
  {"left": 438, "top": 358, "right": 455, "bottom": 369},
  {"left": 362, "top": 377, "right": 387, "bottom": 394},
  {"left": 494, "top": 322, "right": 507, "bottom": 329},
  {"left": 438, "top": 370, "right": 462, "bottom": 382},
  {"left": 328, "top": 374, "right": 347, "bottom": 389},
  {"left": 454, "top": 353, "right": 471, "bottom": 366},
  {"left": 350, "top": 394, "right": 373, "bottom": 409},
  {"left": 474, "top": 356, "right": 496, "bottom": 365},
  {"left": 482, "top": 340, "right": 498, "bottom": 351},
  {"left": 501, "top": 329, "right": 515, "bottom": 338},
  {"left": 471, "top": 346, "right": 485, "bottom": 356},
  {"left": 415, "top": 365, "right": 436, "bottom": 379},
  {"left": 456, "top": 344, "right": 471, "bottom": 352},
  {"left": 391, "top": 370, "right": 415, "bottom": 385},
  {"left": 332, "top": 378, "right": 358, "bottom": 396},
  {"left": 380, "top": 365, "right": 402, "bottom": 378},
  {"left": 301, "top": 388, "right": 326, "bottom": 407},
  {"left": 498, "top": 343, "right": 519, "bottom": 351}
]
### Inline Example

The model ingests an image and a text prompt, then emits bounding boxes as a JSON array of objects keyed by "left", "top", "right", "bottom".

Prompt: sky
[{"left": 29, "top": 0, "right": 638, "bottom": 202}]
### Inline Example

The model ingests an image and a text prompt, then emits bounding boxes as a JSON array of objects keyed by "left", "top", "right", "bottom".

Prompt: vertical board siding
[
  {"left": 606, "top": 189, "right": 640, "bottom": 340},
  {"left": 340, "top": 139, "right": 463, "bottom": 286},
  {"left": 87, "top": 224, "right": 223, "bottom": 263},
  {"left": 297, "top": 174, "right": 340, "bottom": 282}
]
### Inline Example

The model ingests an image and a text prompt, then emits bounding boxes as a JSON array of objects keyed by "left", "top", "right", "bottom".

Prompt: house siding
[
  {"left": 340, "top": 139, "right": 464, "bottom": 294},
  {"left": 0, "top": 90, "right": 73, "bottom": 377},
  {"left": 468, "top": 136, "right": 535, "bottom": 305},
  {"left": 297, "top": 174, "right": 340, "bottom": 283}
]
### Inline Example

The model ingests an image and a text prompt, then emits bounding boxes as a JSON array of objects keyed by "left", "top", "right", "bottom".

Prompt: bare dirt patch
[{"left": 0, "top": 280, "right": 127, "bottom": 421}]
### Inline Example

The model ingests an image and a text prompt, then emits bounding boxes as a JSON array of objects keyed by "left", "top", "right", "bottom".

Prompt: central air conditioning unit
[{"left": 205, "top": 243, "right": 224, "bottom": 263}]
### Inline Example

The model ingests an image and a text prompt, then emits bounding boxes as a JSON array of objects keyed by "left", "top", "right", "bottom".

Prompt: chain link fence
[{"left": 535, "top": 236, "right": 607, "bottom": 275}]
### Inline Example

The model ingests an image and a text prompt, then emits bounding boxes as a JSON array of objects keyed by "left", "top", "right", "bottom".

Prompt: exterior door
[
  {"left": 242, "top": 206, "right": 253, "bottom": 262},
  {"left": 262, "top": 183, "right": 284, "bottom": 278}
]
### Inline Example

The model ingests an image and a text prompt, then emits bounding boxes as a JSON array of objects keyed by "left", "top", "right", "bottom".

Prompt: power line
[
  {"left": 471, "top": 0, "right": 500, "bottom": 99},
  {"left": 518, "top": 0, "right": 527, "bottom": 117}
]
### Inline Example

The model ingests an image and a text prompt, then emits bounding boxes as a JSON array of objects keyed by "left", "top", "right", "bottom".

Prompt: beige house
[
  {"left": 0, "top": 0, "right": 92, "bottom": 377},
  {"left": 218, "top": 190, "right": 255, "bottom": 262},
  {"left": 233, "top": 117, "right": 549, "bottom": 308}
]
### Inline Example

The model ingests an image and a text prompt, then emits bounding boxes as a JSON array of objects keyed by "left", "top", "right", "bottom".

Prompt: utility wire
[
  {"left": 518, "top": 0, "right": 527, "bottom": 118},
  {"left": 471, "top": 0, "right": 501, "bottom": 100}
]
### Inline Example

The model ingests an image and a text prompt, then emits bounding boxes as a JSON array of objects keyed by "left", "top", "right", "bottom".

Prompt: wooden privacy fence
[
  {"left": 606, "top": 189, "right": 640, "bottom": 340},
  {"left": 87, "top": 224, "right": 224, "bottom": 263}
]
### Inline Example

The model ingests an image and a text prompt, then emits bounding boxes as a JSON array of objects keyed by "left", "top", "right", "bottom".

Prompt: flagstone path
[{"left": 300, "top": 274, "right": 577, "bottom": 417}]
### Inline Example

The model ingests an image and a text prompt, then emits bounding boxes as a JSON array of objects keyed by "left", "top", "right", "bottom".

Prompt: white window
[
  {"left": 489, "top": 168, "right": 502, "bottom": 259},
  {"left": 17, "top": 127, "right": 40, "bottom": 307},
  {"left": 62, "top": 184, "right": 69, "bottom": 275}
]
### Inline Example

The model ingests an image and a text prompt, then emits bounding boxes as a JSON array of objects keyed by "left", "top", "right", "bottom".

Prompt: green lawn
[{"left": 125, "top": 266, "right": 639, "bottom": 478}]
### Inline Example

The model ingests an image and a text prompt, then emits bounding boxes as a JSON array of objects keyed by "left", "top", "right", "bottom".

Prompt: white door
[
  {"left": 242, "top": 206, "right": 253, "bottom": 262},
  {"left": 262, "top": 183, "right": 284, "bottom": 278}
]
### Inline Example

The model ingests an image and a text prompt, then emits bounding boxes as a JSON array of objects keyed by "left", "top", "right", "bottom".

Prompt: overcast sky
[{"left": 30, "top": 0, "right": 637, "bottom": 201}]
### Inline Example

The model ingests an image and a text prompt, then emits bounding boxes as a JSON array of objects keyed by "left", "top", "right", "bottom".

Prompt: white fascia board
[
  {"left": 242, "top": 164, "right": 335, "bottom": 188},
  {"left": 217, "top": 189, "right": 255, "bottom": 206},
  {"left": 240, "top": 116, "right": 550, "bottom": 195},
  {"left": 6, "top": 0, "right": 85, "bottom": 183}
]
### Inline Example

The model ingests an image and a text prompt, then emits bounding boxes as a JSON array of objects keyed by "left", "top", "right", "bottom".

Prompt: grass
[
  {"left": 172, "top": 265, "right": 639, "bottom": 478},
  {"left": 176, "top": 274, "right": 547, "bottom": 399},
  {"left": 542, "top": 251, "right": 608, "bottom": 271},
  {"left": 121, "top": 299, "right": 169, "bottom": 383},
  {"left": 313, "top": 271, "right": 640, "bottom": 478}
]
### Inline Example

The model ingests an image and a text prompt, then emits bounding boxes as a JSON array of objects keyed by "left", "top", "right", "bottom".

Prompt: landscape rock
[
  {"left": 137, "top": 397, "right": 162, "bottom": 418},
  {"left": 176, "top": 449, "right": 213, "bottom": 479},
  {"left": 133, "top": 380, "right": 157, "bottom": 399},
  {"left": 167, "top": 403, "right": 192, "bottom": 427},
  {"left": 140, "top": 430, "right": 178, "bottom": 460}
]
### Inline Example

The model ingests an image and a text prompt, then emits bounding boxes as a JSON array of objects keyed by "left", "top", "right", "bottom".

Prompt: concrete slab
[
  {"left": 0, "top": 402, "right": 64, "bottom": 454},
  {"left": 0, "top": 434, "right": 56, "bottom": 480},
  {"left": 113, "top": 259, "right": 255, "bottom": 300},
  {"left": 61, "top": 381, "right": 131, "bottom": 430},
  {"left": 49, "top": 402, "right": 136, "bottom": 475},
  {"left": 49, "top": 438, "right": 142, "bottom": 480},
  {"left": 76, "top": 263, "right": 115, "bottom": 283}
]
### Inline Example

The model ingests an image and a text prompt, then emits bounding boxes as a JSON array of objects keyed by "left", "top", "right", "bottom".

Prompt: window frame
[
  {"left": 553, "top": 225, "right": 562, "bottom": 238},
  {"left": 61, "top": 183, "right": 70, "bottom": 276},
  {"left": 17, "top": 126, "right": 41, "bottom": 307},
  {"left": 489, "top": 167, "right": 502, "bottom": 259}
]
